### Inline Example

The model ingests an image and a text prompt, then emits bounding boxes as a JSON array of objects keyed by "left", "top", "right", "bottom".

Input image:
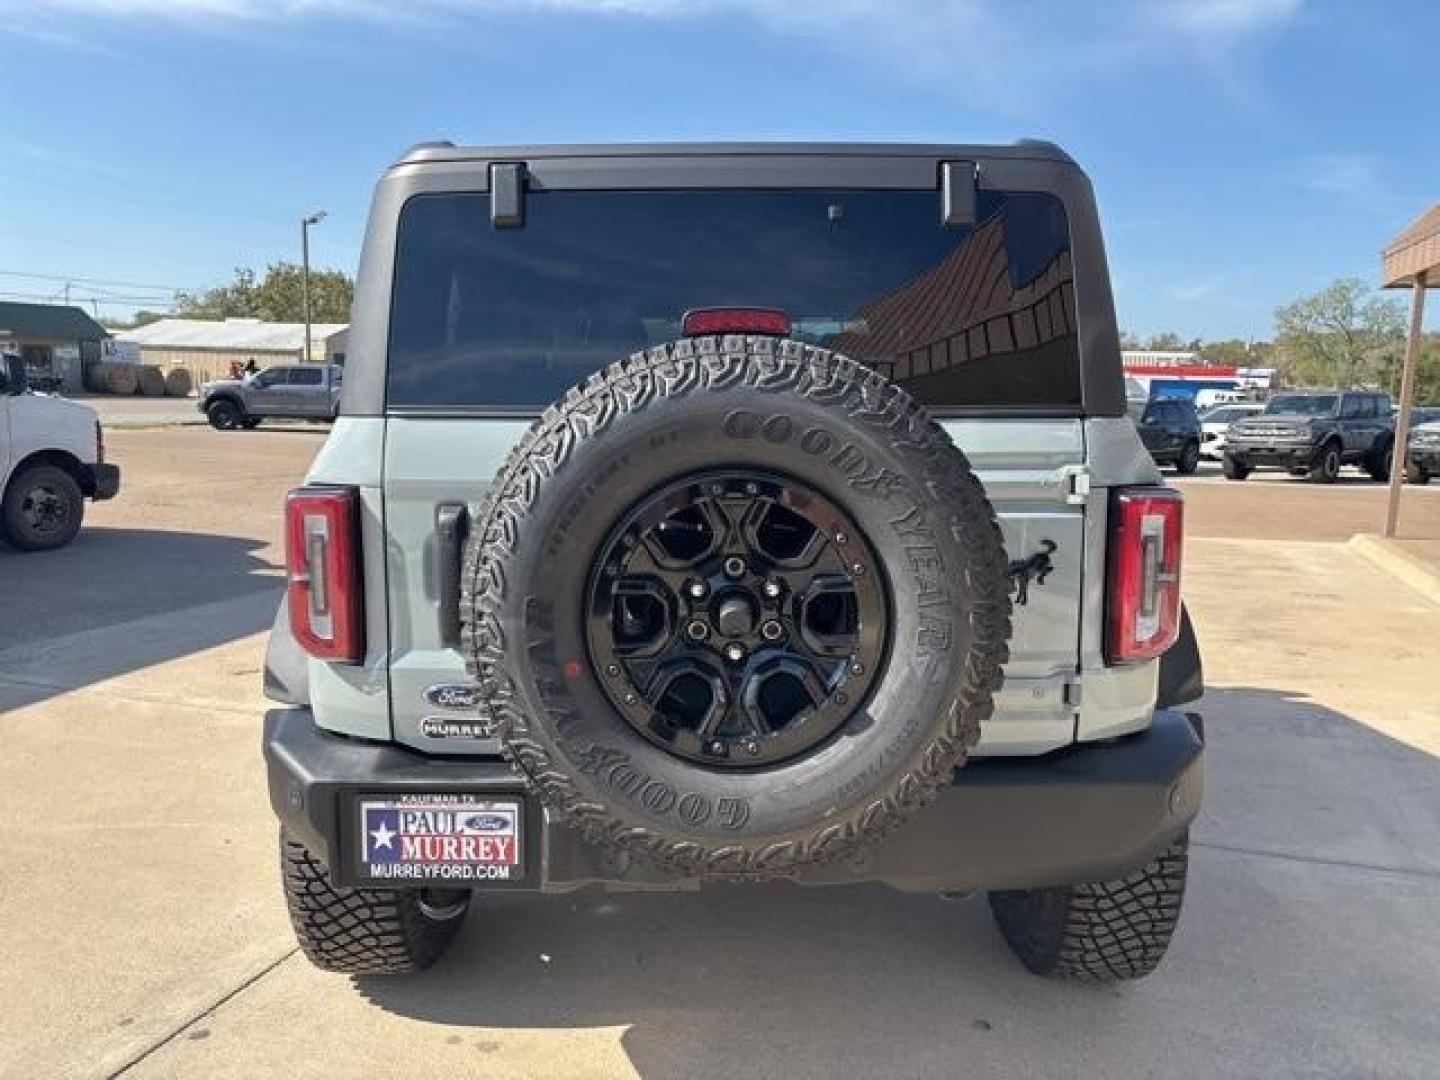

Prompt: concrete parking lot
[{"left": 2, "top": 429, "right": 1438, "bottom": 1079}]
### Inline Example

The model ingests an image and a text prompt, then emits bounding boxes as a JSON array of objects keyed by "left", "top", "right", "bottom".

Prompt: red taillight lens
[
  {"left": 681, "top": 307, "right": 791, "bottom": 337},
  {"left": 285, "top": 486, "right": 364, "bottom": 662},
  {"left": 1106, "top": 487, "right": 1183, "bottom": 664}
]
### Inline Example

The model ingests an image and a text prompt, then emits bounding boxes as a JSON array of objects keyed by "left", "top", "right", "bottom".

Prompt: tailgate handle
[{"left": 435, "top": 502, "right": 470, "bottom": 649}]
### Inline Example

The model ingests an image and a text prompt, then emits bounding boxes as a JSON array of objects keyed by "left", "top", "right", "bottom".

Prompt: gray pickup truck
[
  {"left": 262, "top": 141, "right": 1205, "bottom": 983},
  {"left": 198, "top": 364, "right": 342, "bottom": 430}
]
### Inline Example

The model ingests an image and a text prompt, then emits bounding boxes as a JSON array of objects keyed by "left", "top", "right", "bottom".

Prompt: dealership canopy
[{"left": 1380, "top": 203, "right": 1440, "bottom": 538}]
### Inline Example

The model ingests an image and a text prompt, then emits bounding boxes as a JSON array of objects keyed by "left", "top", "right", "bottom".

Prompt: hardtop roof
[{"left": 392, "top": 139, "right": 1075, "bottom": 169}]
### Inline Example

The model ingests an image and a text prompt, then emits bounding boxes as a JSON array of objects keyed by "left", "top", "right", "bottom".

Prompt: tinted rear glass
[{"left": 386, "top": 188, "right": 1081, "bottom": 414}]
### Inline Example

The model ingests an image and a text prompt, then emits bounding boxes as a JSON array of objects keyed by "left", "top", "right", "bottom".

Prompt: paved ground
[
  {"left": 2, "top": 429, "right": 1438, "bottom": 1079},
  {"left": 74, "top": 394, "right": 209, "bottom": 429}
]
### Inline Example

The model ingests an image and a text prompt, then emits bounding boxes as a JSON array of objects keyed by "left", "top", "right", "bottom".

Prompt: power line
[{"left": 0, "top": 268, "right": 194, "bottom": 293}]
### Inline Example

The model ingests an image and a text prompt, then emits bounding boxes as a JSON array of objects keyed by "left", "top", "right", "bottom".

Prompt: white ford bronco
[
  {"left": 263, "top": 142, "right": 1204, "bottom": 981},
  {"left": 0, "top": 351, "right": 120, "bottom": 551}
]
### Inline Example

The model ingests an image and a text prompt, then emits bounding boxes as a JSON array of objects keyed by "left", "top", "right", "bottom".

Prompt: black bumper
[
  {"left": 1410, "top": 448, "right": 1440, "bottom": 472},
  {"left": 1226, "top": 440, "right": 1314, "bottom": 468},
  {"left": 87, "top": 463, "right": 120, "bottom": 501},
  {"left": 264, "top": 708, "right": 1203, "bottom": 893}
]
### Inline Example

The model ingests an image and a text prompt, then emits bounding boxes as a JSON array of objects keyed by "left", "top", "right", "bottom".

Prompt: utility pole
[
  {"left": 1385, "top": 270, "right": 1427, "bottom": 538},
  {"left": 301, "top": 210, "right": 327, "bottom": 362}
]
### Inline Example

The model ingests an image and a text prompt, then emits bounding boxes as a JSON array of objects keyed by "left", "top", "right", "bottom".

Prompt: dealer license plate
[{"left": 357, "top": 795, "right": 522, "bottom": 883}]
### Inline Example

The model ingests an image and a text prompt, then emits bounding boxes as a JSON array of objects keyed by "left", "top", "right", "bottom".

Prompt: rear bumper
[
  {"left": 86, "top": 463, "right": 120, "bottom": 501},
  {"left": 264, "top": 707, "right": 1203, "bottom": 893}
]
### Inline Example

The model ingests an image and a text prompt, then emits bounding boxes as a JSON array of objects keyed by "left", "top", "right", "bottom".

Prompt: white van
[{"left": 0, "top": 351, "right": 120, "bottom": 550}]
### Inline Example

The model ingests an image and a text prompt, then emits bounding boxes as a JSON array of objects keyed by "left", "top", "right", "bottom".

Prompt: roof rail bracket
[
  {"left": 940, "top": 160, "right": 978, "bottom": 227},
  {"left": 489, "top": 162, "right": 526, "bottom": 229}
]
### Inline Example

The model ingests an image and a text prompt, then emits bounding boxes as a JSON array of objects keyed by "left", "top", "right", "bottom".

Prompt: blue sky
[{"left": 0, "top": 0, "right": 1435, "bottom": 339}]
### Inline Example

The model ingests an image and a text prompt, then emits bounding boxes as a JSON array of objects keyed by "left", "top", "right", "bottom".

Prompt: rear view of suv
[
  {"left": 1134, "top": 397, "right": 1202, "bottom": 473},
  {"left": 263, "top": 142, "right": 1204, "bottom": 983}
]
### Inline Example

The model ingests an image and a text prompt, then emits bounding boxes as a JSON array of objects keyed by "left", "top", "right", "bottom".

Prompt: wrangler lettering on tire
[{"left": 461, "top": 335, "right": 1012, "bottom": 876}]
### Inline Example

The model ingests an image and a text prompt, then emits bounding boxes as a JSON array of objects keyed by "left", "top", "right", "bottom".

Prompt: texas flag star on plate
[{"left": 364, "top": 806, "right": 401, "bottom": 863}]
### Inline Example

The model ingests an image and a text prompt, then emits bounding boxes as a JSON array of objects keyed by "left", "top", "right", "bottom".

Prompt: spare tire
[{"left": 461, "top": 337, "right": 1012, "bottom": 876}]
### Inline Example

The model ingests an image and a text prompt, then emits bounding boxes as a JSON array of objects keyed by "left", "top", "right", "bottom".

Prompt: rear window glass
[{"left": 387, "top": 188, "right": 1080, "bottom": 414}]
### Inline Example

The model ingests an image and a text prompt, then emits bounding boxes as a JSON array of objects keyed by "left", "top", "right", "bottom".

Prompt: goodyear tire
[
  {"left": 281, "top": 830, "right": 469, "bottom": 974},
  {"left": 461, "top": 336, "right": 1011, "bottom": 876},
  {"left": 989, "top": 833, "right": 1190, "bottom": 982}
]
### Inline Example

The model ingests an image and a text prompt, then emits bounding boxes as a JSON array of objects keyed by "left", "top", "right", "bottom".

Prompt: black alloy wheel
[{"left": 586, "top": 469, "right": 889, "bottom": 770}]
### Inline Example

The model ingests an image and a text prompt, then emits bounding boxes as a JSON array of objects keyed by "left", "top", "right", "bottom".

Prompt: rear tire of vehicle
[
  {"left": 1, "top": 464, "right": 85, "bottom": 551},
  {"left": 1173, "top": 441, "right": 1200, "bottom": 475},
  {"left": 207, "top": 399, "right": 243, "bottom": 431},
  {"left": 280, "top": 830, "right": 469, "bottom": 975},
  {"left": 988, "top": 833, "right": 1190, "bottom": 982},
  {"left": 1307, "top": 443, "right": 1341, "bottom": 484},
  {"left": 1406, "top": 459, "right": 1430, "bottom": 485},
  {"left": 1221, "top": 453, "right": 1249, "bottom": 481},
  {"left": 242, "top": 418, "right": 262, "bottom": 429}
]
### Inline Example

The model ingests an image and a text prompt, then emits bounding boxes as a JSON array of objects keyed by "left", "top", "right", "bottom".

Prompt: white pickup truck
[{"left": 0, "top": 351, "right": 120, "bottom": 551}]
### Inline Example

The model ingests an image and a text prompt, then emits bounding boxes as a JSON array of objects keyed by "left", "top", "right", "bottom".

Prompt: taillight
[
  {"left": 1106, "top": 487, "right": 1183, "bottom": 664},
  {"left": 681, "top": 307, "right": 791, "bottom": 337},
  {"left": 285, "top": 486, "right": 364, "bottom": 662}
]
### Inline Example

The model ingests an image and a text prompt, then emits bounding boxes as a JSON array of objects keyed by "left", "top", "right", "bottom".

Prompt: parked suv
[
  {"left": 0, "top": 351, "right": 120, "bottom": 550},
  {"left": 1224, "top": 390, "right": 1393, "bottom": 483},
  {"left": 262, "top": 142, "right": 1204, "bottom": 982},
  {"left": 1403, "top": 406, "right": 1440, "bottom": 484},
  {"left": 1133, "top": 396, "right": 1202, "bottom": 473},
  {"left": 198, "top": 363, "right": 342, "bottom": 429}
]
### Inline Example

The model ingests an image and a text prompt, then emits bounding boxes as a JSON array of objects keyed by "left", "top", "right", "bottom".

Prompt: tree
[
  {"left": 1146, "top": 331, "right": 1188, "bottom": 352},
  {"left": 102, "top": 310, "right": 166, "bottom": 330},
  {"left": 1119, "top": 330, "right": 1143, "bottom": 350},
  {"left": 1273, "top": 278, "right": 1405, "bottom": 389},
  {"left": 1198, "top": 338, "right": 1274, "bottom": 367},
  {"left": 173, "top": 263, "right": 353, "bottom": 323}
]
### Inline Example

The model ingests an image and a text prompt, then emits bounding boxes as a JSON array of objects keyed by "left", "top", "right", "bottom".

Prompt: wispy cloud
[{"left": 14, "top": 0, "right": 1306, "bottom": 115}]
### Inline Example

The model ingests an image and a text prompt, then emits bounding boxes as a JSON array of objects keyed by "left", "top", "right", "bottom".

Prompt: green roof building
[{"left": 0, "top": 301, "right": 109, "bottom": 394}]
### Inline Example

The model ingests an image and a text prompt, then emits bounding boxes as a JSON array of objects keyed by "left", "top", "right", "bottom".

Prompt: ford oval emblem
[{"left": 425, "top": 683, "right": 481, "bottom": 710}]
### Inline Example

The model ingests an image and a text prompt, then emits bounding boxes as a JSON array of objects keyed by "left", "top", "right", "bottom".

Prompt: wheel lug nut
[
  {"left": 709, "top": 740, "right": 726, "bottom": 755},
  {"left": 724, "top": 556, "right": 746, "bottom": 579},
  {"left": 849, "top": 661, "right": 864, "bottom": 676},
  {"left": 745, "top": 740, "right": 760, "bottom": 756},
  {"left": 762, "top": 579, "right": 781, "bottom": 599},
  {"left": 744, "top": 481, "right": 759, "bottom": 495},
  {"left": 623, "top": 692, "right": 638, "bottom": 705},
  {"left": 835, "top": 531, "right": 848, "bottom": 545},
  {"left": 687, "top": 580, "right": 707, "bottom": 599},
  {"left": 851, "top": 563, "right": 865, "bottom": 576},
  {"left": 606, "top": 664, "right": 621, "bottom": 678},
  {"left": 686, "top": 620, "right": 710, "bottom": 641},
  {"left": 761, "top": 620, "right": 783, "bottom": 642},
  {"left": 724, "top": 643, "right": 745, "bottom": 663}
]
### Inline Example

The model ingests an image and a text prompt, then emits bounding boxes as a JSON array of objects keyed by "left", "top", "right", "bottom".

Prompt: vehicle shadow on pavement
[
  {"left": 0, "top": 527, "right": 280, "bottom": 707},
  {"left": 348, "top": 686, "right": 1440, "bottom": 1079}
]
